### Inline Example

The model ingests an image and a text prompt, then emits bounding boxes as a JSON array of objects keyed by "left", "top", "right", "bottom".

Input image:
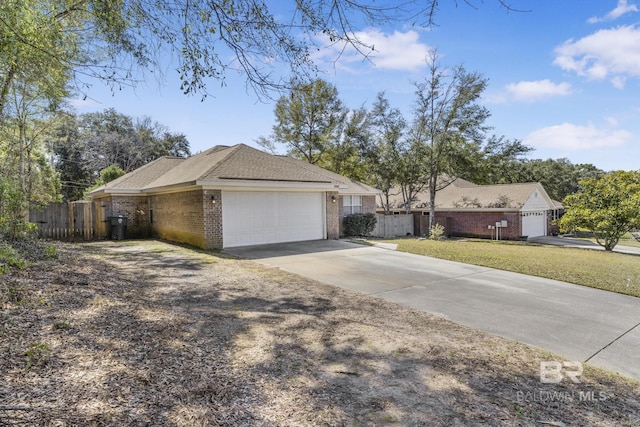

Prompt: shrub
[
  {"left": 0, "top": 176, "right": 28, "bottom": 238},
  {"left": 343, "top": 213, "right": 377, "bottom": 237},
  {"left": 24, "top": 342, "right": 50, "bottom": 371},
  {"left": 0, "top": 243, "right": 26, "bottom": 274},
  {"left": 429, "top": 223, "right": 445, "bottom": 241}
]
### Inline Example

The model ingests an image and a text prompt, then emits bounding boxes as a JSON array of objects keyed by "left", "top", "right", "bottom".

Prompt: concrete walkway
[{"left": 227, "top": 240, "right": 640, "bottom": 381}]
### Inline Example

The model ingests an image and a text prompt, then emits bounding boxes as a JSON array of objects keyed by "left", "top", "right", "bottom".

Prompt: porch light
[
  {"left": 211, "top": 195, "right": 216, "bottom": 204},
  {"left": 331, "top": 195, "right": 337, "bottom": 203}
]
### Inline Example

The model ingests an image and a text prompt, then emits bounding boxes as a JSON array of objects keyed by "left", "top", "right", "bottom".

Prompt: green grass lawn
[
  {"left": 385, "top": 238, "right": 640, "bottom": 298},
  {"left": 580, "top": 234, "right": 640, "bottom": 249},
  {"left": 568, "top": 230, "right": 640, "bottom": 248}
]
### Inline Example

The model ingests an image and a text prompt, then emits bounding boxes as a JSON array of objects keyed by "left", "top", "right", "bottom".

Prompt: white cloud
[
  {"left": 524, "top": 123, "right": 632, "bottom": 151},
  {"left": 312, "top": 29, "right": 430, "bottom": 72},
  {"left": 611, "top": 75, "right": 627, "bottom": 89},
  {"left": 501, "top": 80, "right": 573, "bottom": 103},
  {"left": 605, "top": 116, "right": 620, "bottom": 126},
  {"left": 554, "top": 26, "right": 640, "bottom": 84},
  {"left": 587, "top": 0, "right": 638, "bottom": 23}
]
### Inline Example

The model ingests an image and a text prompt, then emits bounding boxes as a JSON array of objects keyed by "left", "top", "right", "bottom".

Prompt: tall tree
[
  {"left": 560, "top": 171, "right": 640, "bottom": 251},
  {"left": 517, "top": 159, "right": 602, "bottom": 202},
  {"left": 0, "top": 0, "right": 74, "bottom": 118},
  {"left": 268, "top": 79, "right": 345, "bottom": 164},
  {"left": 49, "top": 109, "right": 191, "bottom": 200},
  {"left": 0, "top": 39, "right": 65, "bottom": 217},
  {"left": 366, "top": 92, "right": 406, "bottom": 214},
  {"left": 321, "top": 106, "right": 370, "bottom": 182},
  {"left": 410, "top": 51, "right": 490, "bottom": 229},
  {"left": 473, "top": 156, "right": 603, "bottom": 202},
  {"left": 47, "top": 113, "right": 91, "bottom": 201},
  {"left": 459, "top": 135, "right": 533, "bottom": 185}
]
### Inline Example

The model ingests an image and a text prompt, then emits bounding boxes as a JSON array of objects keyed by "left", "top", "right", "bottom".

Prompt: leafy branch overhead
[{"left": 0, "top": 0, "right": 527, "bottom": 114}]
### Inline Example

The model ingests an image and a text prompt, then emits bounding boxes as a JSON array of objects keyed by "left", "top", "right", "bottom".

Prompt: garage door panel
[
  {"left": 522, "top": 211, "right": 546, "bottom": 238},
  {"left": 222, "top": 191, "right": 325, "bottom": 248}
]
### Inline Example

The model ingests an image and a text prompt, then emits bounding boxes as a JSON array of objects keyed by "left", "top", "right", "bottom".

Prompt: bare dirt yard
[{"left": 1, "top": 240, "right": 639, "bottom": 426}]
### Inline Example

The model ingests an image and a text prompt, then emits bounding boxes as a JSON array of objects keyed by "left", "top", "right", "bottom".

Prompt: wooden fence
[
  {"left": 29, "top": 201, "right": 111, "bottom": 241},
  {"left": 372, "top": 214, "right": 414, "bottom": 238}
]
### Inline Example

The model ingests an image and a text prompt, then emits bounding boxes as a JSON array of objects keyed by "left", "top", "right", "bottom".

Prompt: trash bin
[{"left": 109, "top": 215, "right": 128, "bottom": 240}]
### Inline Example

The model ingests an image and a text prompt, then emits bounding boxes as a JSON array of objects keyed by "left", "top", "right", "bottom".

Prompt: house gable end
[{"left": 521, "top": 185, "right": 555, "bottom": 211}]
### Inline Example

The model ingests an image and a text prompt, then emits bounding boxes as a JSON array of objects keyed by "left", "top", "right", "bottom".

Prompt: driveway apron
[{"left": 227, "top": 240, "right": 640, "bottom": 381}]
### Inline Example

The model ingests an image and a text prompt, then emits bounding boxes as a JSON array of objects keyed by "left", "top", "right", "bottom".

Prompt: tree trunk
[
  {"left": 0, "top": 64, "right": 16, "bottom": 119},
  {"left": 428, "top": 177, "right": 437, "bottom": 231}
]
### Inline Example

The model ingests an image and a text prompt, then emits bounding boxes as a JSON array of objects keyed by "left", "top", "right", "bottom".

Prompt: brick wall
[
  {"left": 435, "top": 210, "right": 522, "bottom": 240},
  {"left": 414, "top": 210, "right": 524, "bottom": 240},
  {"left": 110, "top": 195, "right": 150, "bottom": 238},
  {"left": 203, "top": 190, "right": 223, "bottom": 249},
  {"left": 149, "top": 190, "right": 206, "bottom": 248},
  {"left": 326, "top": 191, "right": 340, "bottom": 239},
  {"left": 362, "top": 195, "right": 376, "bottom": 214}
]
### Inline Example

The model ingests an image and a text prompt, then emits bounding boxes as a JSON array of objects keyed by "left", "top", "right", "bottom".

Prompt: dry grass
[
  {"left": 387, "top": 238, "right": 640, "bottom": 298},
  {"left": 1, "top": 240, "right": 638, "bottom": 426}
]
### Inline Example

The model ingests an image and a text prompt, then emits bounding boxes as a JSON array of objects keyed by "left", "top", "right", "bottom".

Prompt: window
[
  {"left": 551, "top": 209, "right": 564, "bottom": 221},
  {"left": 342, "top": 195, "right": 362, "bottom": 216}
]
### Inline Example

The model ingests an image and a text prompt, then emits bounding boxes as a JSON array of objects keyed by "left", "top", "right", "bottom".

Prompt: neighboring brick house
[
  {"left": 378, "top": 178, "right": 563, "bottom": 240},
  {"left": 88, "top": 144, "right": 379, "bottom": 249}
]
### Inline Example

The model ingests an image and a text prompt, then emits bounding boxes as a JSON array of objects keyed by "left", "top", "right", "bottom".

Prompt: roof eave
[
  {"left": 198, "top": 179, "right": 337, "bottom": 190},
  {"left": 141, "top": 181, "right": 198, "bottom": 193},
  {"left": 89, "top": 188, "right": 144, "bottom": 197}
]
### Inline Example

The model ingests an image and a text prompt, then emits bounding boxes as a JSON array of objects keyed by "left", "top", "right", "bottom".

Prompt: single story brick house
[
  {"left": 378, "top": 178, "right": 563, "bottom": 240},
  {"left": 88, "top": 144, "right": 379, "bottom": 249}
]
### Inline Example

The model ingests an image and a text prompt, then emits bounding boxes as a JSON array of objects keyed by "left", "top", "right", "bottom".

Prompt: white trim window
[{"left": 343, "top": 195, "right": 362, "bottom": 216}]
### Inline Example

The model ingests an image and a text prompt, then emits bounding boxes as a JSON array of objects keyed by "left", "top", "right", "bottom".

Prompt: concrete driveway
[{"left": 227, "top": 240, "right": 640, "bottom": 381}]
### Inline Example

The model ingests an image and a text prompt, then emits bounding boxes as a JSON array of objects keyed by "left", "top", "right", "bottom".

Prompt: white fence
[{"left": 372, "top": 214, "right": 414, "bottom": 238}]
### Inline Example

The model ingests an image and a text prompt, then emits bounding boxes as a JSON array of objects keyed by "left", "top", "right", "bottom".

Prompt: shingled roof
[
  {"left": 88, "top": 144, "right": 379, "bottom": 196},
  {"left": 382, "top": 179, "right": 557, "bottom": 211}
]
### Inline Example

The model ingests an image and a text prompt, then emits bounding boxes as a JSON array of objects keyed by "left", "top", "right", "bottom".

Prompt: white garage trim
[
  {"left": 521, "top": 210, "right": 547, "bottom": 238},
  {"left": 221, "top": 191, "right": 326, "bottom": 248}
]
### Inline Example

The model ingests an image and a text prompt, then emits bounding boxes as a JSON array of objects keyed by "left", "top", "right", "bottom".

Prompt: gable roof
[
  {"left": 276, "top": 155, "right": 380, "bottom": 195},
  {"left": 88, "top": 144, "right": 379, "bottom": 196},
  {"left": 381, "top": 179, "right": 558, "bottom": 211},
  {"left": 92, "top": 157, "right": 185, "bottom": 193}
]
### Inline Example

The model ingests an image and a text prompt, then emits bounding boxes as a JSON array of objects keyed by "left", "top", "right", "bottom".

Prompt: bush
[
  {"left": 343, "top": 213, "right": 377, "bottom": 237},
  {"left": 429, "top": 223, "right": 445, "bottom": 241},
  {"left": 0, "top": 243, "right": 26, "bottom": 274},
  {"left": 0, "top": 176, "right": 28, "bottom": 238}
]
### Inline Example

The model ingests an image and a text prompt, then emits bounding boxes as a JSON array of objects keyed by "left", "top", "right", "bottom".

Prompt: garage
[
  {"left": 222, "top": 191, "right": 325, "bottom": 248},
  {"left": 521, "top": 211, "right": 546, "bottom": 238}
]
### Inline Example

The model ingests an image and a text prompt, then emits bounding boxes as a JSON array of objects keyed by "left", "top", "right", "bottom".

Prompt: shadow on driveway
[
  {"left": 225, "top": 239, "right": 365, "bottom": 260},
  {"left": 227, "top": 239, "right": 640, "bottom": 381}
]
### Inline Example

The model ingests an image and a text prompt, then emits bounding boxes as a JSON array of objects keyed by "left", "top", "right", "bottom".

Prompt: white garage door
[
  {"left": 521, "top": 211, "right": 546, "bottom": 238},
  {"left": 222, "top": 191, "right": 325, "bottom": 248}
]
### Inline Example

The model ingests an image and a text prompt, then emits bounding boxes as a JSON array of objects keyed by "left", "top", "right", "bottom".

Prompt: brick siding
[
  {"left": 102, "top": 190, "right": 375, "bottom": 248},
  {"left": 203, "top": 190, "right": 223, "bottom": 249},
  {"left": 149, "top": 190, "right": 206, "bottom": 248},
  {"left": 326, "top": 192, "right": 340, "bottom": 239},
  {"left": 110, "top": 195, "right": 150, "bottom": 238},
  {"left": 362, "top": 195, "right": 376, "bottom": 215},
  {"left": 414, "top": 210, "right": 523, "bottom": 240}
]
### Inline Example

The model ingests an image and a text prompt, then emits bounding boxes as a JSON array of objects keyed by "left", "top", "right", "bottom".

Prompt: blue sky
[{"left": 71, "top": 0, "right": 640, "bottom": 172}]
